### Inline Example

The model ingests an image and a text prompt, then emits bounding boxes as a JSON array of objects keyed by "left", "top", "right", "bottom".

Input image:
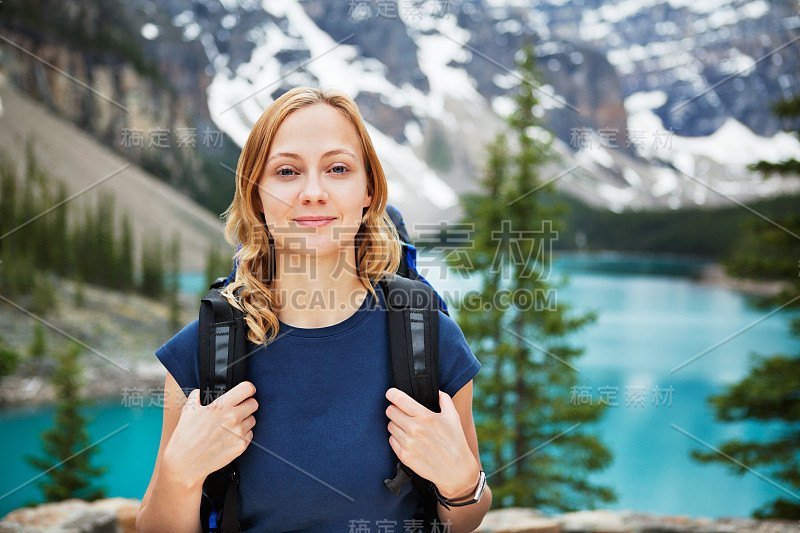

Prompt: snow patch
[
  {"left": 221, "top": 14, "right": 239, "bottom": 29},
  {"left": 140, "top": 23, "right": 159, "bottom": 40},
  {"left": 666, "top": 0, "right": 735, "bottom": 15},
  {"left": 673, "top": 118, "right": 800, "bottom": 169},
  {"left": 576, "top": 143, "right": 615, "bottom": 170},
  {"left": 652, "top": 167, "right": 678, "bottom": 197},
  {"left": 599, "top": 0, "right": 659, "bottom": 23},
  {"left": 624, "top": 91, "right": 667, "bottom": 114},
  {"left": 718, "top": 50, "right": 756, "bottom": 76},
  {"left": 494, "top": 18, "right": 523, "bottom": 35},
  {"left": 404, "top": 121, "right": 423, "bottom": 147},
  {"left": 628, "top": 105, "right": 800, "bottom": 171},
  {"left": 537, "top": 84, "right": 566, "bottom": 110},
  {"left": 367, "top": 125, "right": 458, "bottom": 210},
  {"left": 580, "top": 20, "right": 613, "bottom": 41},
  {"left": 622, "top": 167, "right": 642, "bottom": 187},
  {"left": 491, "top": 95, "right": 515, "bottom": 118},
  {"left": 525, "top": 126, "right": 553, "bottom": 145},
  {"left": 492, "top": 72, "right": 518, "bottom": 90},
  {"left": 707, "top": 7, "right": 740, "bottom": 29},
  {"left": 597, "top": 183, "right": 636, "bottom": 212},
  {"left": 414, "top": 15, "right": 484, "bottom": 118}
]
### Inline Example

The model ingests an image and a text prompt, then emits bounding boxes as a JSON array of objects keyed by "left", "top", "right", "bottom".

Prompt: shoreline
[
  {"left": 551, "top": 250, "right": 789, "bottom": 297},
  {"left": 697, "top": 263, "right": 790, "bottom": 297}
]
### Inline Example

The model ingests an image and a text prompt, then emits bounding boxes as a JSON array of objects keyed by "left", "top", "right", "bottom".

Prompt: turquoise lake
[{"left": 0, "top": 253, "right": 796, "bottom": 518}]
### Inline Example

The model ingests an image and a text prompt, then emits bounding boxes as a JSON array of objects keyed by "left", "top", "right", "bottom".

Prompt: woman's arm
[
  {"left": 385, "top": 380, "right": 492, "bottom": 533},
  {"left": 135, "top": 372, "right": 204, "bottom": 533},
  {"left": 434, "top": 380, "right": 492, "bottom": 532},
  {"left": 136, "top": 374, "right": 258, "bottom": 533}
]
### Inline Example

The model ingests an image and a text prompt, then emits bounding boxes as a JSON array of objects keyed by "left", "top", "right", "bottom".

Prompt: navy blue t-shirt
[{"left": 154, "top": 285, "right": 481, "bottom": 532}]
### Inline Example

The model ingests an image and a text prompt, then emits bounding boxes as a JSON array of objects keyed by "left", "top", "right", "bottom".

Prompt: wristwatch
[{"left": 432, "top": 470, "right": 487, "bottom": 510}]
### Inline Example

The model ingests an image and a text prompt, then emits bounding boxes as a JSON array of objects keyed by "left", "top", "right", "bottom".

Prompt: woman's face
[{"left": 257, "top": 103, "right": 372, "bottom": 264}]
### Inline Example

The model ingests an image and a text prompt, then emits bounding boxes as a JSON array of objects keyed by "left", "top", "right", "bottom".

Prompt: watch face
[{"left": 474, "top": 470, "right": 487, "bottom": 502}]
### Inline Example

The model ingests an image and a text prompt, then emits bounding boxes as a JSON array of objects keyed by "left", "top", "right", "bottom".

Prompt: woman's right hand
[{"left": 162, "top": 381, "right": 258, "bottom": 489}]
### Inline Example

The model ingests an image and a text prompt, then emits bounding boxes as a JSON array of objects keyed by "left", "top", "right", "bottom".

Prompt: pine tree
[
  {"left": 203, "top": 241, "right": 234, "bottom": 297},
  {"left": 30, "top": 271, "right": 58, "bottom": 315},
  {"left": 139, "top": 232, "right": 165, "bottom": 299},
  {"left": 0, "top": 334, "right": 20, "bottom": 379},
  {"left": 0, "top": 141, "right": 145, "bottom": 298},
  {"left": 748, "top": 96, "right": 800, "bottom": 175},
  {"left": 24, "top": 342, "right": 107, "bottom": 502},
  {"left": 167, "top": 231, "right": 182, "bottom": 332},
  {"left": 0, "top": 151, "right": 18, "bottom": 264},
  {"left": 118, "top": 212, "right": 134, "bottom": 290},
  {"left": 74, "top": 270, "right": 86, "bottom": 308},
  {"left": 51, "top": 182, "right": 70, "bottom": 278},
  {"left": 694, "top": 94, "right": 800, "bottom": 519},
  {"left": 95, "top": 192, "right": 116, "bottom": 288},
  {"left": 29, "top": 322, "right": 47, "bottom": 360},
  {"left": 445, "top": 42, "right": 615, "bottom": 510}
]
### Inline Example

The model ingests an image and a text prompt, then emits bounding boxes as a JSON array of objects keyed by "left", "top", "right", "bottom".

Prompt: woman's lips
[{"left": 293, "top": 217, "right": 335, "bottom": 227}]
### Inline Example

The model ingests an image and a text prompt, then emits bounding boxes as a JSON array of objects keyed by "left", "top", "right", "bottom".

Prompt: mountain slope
[{"left": 0, "top": 74, "right": 227, "bottom": 273}]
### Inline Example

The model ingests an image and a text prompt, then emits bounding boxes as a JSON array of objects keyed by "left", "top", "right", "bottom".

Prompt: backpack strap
[
  {"left": 379, "top": 276, "right": 442, "bottom": 528},
  {"left": 379, "top": 276, "right": 441, "bottom": 413},
  {"left": 199, "top": 283, "right": 247, "bottom": 402},
  {"left": 198, "top": 283, "right": 247, "bottom": 533}
]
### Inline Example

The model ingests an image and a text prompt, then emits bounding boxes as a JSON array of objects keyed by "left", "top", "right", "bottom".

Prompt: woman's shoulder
[
  {"left": 436, "top": 309, "right": 481, "bottom": 397},
  {"left": 154, "top": 319, "right": 200, "bottom": 393},
  {"left": 437, "top": 308, "right": 464, "bottom": 339}
]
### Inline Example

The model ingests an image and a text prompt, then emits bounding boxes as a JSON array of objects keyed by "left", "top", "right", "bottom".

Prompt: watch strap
[{"left": 432, "top": 470, "right": 486, "bottom": 510}]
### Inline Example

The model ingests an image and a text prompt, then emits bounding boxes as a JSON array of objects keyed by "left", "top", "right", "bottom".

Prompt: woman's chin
[{"left": 274, "top": 239, "right": 353, "bottom": 259}]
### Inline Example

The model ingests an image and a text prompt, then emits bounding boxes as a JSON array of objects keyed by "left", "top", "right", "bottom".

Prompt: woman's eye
[
  {"left": 330, "top": 164, "right": 347, "bottom": 174},
  {"left": 277, "top": 167, "right": 296, "bottom": 177}
]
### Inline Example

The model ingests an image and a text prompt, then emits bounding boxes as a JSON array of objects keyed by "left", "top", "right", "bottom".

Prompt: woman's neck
[{"left": 270, "top": 247, "right": 369, "bottom": 329}]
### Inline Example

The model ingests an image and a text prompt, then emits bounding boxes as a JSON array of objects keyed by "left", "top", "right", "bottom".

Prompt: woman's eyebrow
[{"left": 266, "top": 149, "right": 358, "bottom": 164}]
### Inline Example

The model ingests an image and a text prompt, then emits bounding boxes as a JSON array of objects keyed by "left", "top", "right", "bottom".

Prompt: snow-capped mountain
[{"left": 16, "top": 0, "right": 800, "bottom": 226}]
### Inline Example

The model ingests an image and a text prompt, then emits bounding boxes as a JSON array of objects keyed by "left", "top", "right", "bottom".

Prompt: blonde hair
[{"left": 219, "top": 86, "right": 402, "bottom": 346}]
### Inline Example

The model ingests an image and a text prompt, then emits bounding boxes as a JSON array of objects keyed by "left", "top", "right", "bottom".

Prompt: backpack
[{"left": 197, "top": 205, "right": 449, "bottom": 533}]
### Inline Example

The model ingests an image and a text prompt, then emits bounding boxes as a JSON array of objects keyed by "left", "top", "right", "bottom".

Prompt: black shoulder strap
[
  {"left": 379, "top": 276, "right": 441, "bottom": 414},
  {"left": 198, "top": 281, "right": 247, "bottom": 533},
  {"left": 199, "top": 282, "right": 247, "bottom": 404},
  {"left": 379, "top": 276, "right": 442, "bottom": 528}
]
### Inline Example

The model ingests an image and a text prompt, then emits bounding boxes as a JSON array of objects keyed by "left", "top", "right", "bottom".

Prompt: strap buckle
[{"left": 384, "top": 461, "right": 414, "bottom": 495}]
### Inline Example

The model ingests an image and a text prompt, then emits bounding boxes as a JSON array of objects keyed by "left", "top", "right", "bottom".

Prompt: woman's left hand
[{"left": 385, "top": 387, "right": 480, "bottom": 499}]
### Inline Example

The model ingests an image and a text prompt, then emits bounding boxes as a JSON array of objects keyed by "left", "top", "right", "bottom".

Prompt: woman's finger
[
  {"left": 234, "top": 397, "right": 259, "bottom": 420},
  {"left": 387, "top": 420, "right": 405, "bottom": 438},
  {"left": 385, "top": 387, "right": 424, "bottom": 417},
  {"left": 385, "top": 403, "right": 413, "bottom": 428},
  {"left": 214, "top": 381, "right": 257, "bottom": 409}
]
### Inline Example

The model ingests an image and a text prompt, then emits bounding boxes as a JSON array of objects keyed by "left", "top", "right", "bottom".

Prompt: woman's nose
[{"left": 298, "top": 172, "right": 329, "bottom": 204}]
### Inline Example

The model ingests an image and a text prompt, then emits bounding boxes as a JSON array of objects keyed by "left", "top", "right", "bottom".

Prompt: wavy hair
[{"left": 219, "top": 86, "right": 402, "bottom": 346}]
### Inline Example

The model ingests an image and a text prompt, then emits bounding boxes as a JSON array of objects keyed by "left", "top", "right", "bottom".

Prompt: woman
[{"left": 136, "top": 86, "right": 492, "bottom": 533}]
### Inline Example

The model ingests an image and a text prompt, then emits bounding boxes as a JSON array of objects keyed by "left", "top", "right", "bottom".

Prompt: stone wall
[
  {"left": 2, "top": 499, "right": 797, "bottom": 533},
  {"left": 0, "top": 498, "right": 138, "bottom": 533}
]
